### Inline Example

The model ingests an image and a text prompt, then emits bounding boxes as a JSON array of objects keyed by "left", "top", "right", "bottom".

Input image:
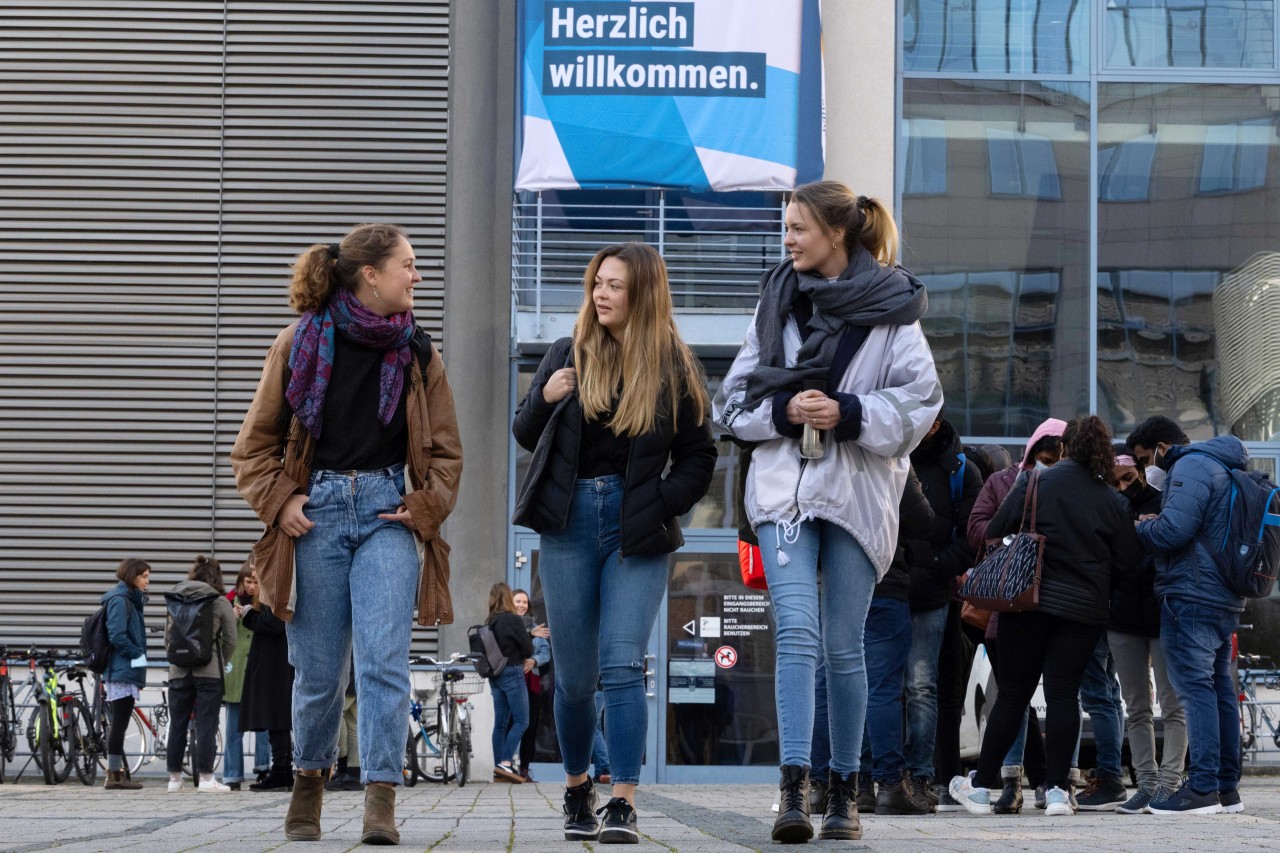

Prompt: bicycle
[
  {"left": 405, "top": 653, "right": 482, "bottom": 787},
  {"left": 1237, "top": 652, "right": 1280, "bottom": 760},
  {"left": 0, "top": 647, "right": 20, "bottom": 782},
  {"left": 24, "top": 649, "right": 95, "bottom": 785}
]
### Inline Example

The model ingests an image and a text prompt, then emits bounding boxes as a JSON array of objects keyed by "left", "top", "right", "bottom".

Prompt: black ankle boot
[
  {"left": 994, "top": 765, "right": 1023, "bottom": 814},
  {"left": 772, "top": 765, "right": 813, "bottom": 844},
  {"left": 820, "top": 769, "right": 861, "bottom": 840},
  {"left": 856, "top": 771, "right": 876, "bottom": 813}
]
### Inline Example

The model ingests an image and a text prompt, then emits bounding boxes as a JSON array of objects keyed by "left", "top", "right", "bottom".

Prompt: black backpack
[
  {"left": 1182, "top": 452, "right": 1280, "bottom": 598},
  {"left": 80, "top": 603, "right": 114, "bottom": 674},
  {"left": 467, "top": 623, "right": 507, "bottom": 679},
  {"left": 164, "top": 589, "right": 221, "bottom": 668}
]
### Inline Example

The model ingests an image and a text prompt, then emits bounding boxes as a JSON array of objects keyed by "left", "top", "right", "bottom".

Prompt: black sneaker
[
  {"left": 1147, "top": 783, "right": 1222, "bottom": 815},
  {"left": 1115, "top": 787, "right": 1155, "bottom": 815},
  {"left": 563, "top": 779, "right": 600, "bottom": 840},
  {"left": 597, "top": 796, "right": 639, "bottom": 844},
  {"left": 1075, "top": 773, "right": 1127, "bottom": 811},
  {"left": 1218, "top": 788, "right": 1244, "bottom": 814}
]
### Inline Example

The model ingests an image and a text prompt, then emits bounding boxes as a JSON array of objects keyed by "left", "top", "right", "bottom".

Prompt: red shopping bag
[{"left": 738, "top": 539, "right": 768, "bottom": 590}]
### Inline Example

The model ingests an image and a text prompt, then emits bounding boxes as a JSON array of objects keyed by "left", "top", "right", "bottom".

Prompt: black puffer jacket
[
  {"left": 875, "top": 465, "right": 935, "bottom": 602},
  {"left": 989, "top": 459, "right": 1142, "bottom": 626},
  {"left": 512, "top": 336, "right": 717, "bottom": 557},
  {"left": 1109, "top": 483, "right": 1163, "bottom": 637},
  {"left": 905, "top": 419, "right": 982, "bottom": 611}
]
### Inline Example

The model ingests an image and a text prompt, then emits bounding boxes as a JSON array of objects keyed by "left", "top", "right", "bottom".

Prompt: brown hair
[
  {"left": 116, "top": 558, "right": 151, "bottom": 585},
  {"left": 188, "top": 554, "right": 224, "bottom": 593},
  {"left": 573, "top": 242, "right": 709, "bottom": 437},
  {"left": 1062, "top": 416, "right": 1117, "bottom": 485},
  {"left": 232, "top": 558, "right": 256, "bottom": 594},
  {"left": 488, "top": 582, "right": 516, "bottom": 620},
  {"left": 289, "top": 223, "right": 408, "bottom": 314},
  {"left": 791, "top": 180, "right": 899, "bottom": 266}
]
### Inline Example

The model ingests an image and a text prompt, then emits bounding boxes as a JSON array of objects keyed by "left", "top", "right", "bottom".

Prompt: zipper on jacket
[{"left": 790, "top": 457, "right": 809, "bottom": 525}]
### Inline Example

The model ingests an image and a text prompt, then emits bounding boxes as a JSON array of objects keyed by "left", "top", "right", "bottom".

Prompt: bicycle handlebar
[{"left": 410, "top": 652, "right": 478, "bottom": 667}]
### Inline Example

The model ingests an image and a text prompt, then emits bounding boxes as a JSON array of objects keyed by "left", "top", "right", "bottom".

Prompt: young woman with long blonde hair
[{"left": 512, "top": 241, "right": 716, "bottom": 843}]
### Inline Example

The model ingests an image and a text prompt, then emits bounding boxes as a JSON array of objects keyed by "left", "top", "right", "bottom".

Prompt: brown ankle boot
[
  {"left": 284, "top": 772, "right": 326, "bottom": 841},
  {"left": 362, "top": 783, "right": 400, "bottom": 845},
  {"left": 104, "top": 769, "right": 143, "bottom": 790}
]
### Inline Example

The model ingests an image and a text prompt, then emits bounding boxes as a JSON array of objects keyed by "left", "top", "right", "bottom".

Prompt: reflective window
[
  {"left": 903, "top": 119, "right": 949, "bottom": 195},
  {"left": 1097, "top": 84, "right": 1280, "bottom": 442},
  {"left": 1103, "top": 1, "right": 1277, "bottom": 70},
  {"left": 1099, "top": 134, "right": 1157, "bottom": 201},
  {"left": 902, "top": 0, "right": 1088, "bottom": 75},
  {"left": 901, "top": 80, "right": 1092, "bottom": 437}
]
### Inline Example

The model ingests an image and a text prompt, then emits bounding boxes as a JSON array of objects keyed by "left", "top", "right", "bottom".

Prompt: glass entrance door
[{"left": 511, "top": 532, "right": 778, "bottom": 784}]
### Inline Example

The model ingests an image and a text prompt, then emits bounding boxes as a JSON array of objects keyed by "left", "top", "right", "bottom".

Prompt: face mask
[
  {"left": 1146, "top": 465, "right": 1166, "bottom": 491},
  {"left": 1034, "top": 460, "right": 1051, "bottom": 471},
  {"left": 1121, "top": 481, "right": 1144, "bottom": 502}
]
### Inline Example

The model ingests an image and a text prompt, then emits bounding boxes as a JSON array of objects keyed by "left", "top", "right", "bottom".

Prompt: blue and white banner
[{"left": 515, "top": 0, "right": 824, "bottom": 192}]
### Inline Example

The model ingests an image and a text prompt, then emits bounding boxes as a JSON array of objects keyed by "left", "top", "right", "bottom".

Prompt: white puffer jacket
[{"left": 713, "top": 309, "right": 943, "bottom": 579}]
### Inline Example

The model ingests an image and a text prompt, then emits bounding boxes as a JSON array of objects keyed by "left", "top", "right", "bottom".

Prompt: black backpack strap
[{"left": 410, "top": 326, "right": 434, "bottom": 376}]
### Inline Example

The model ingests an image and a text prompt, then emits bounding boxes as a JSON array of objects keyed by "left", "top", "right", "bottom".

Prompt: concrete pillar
[
  {"left": 439, "top": 0, "right": 516, "bottom": 654},
  {"left": 822, "top": 0, "right": 897, "bottom": 209}
]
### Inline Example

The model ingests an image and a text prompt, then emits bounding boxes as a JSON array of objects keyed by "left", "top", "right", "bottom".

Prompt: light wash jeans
[
  {"left": 1108, "top": 629, "right": 1187, "bottom": 793},
  {"left": 904, "top": 604, "right": 948, "bottom": 779},
  {"left": 538, "top": 476, "right": 668, "bottom": 786},
  {"left": 760, "top": 519, "right": 876, "bottom": 775},
  {"left": 222, "top": 702, "right": 272, "bottom": 782},
  {"left": 490, "top": 665, "right": 529, "bottom": 768},
  {"left": 290, "top": 465, "right": 419, "bottom": 785}
]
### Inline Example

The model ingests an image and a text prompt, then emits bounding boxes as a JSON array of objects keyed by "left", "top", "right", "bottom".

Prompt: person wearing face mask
[
  {"left": 1106, "top": 449, "right": 1186, "bottom": 814},
  {"left": 1126, "top": 416, "right": 1190, "bottom": 493}
]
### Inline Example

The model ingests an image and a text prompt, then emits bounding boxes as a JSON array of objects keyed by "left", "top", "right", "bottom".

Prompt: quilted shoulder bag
[{"left": 958, "top": 470, "right": 1044, "bottom": 612}]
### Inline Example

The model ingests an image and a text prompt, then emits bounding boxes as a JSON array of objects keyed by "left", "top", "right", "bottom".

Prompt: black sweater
[
  {"left": 512, "top": 337, "right": 717, "bottom": 557},
  {"left": 905, "top": 420, "right": 983, "bottom": 611},
  {"left": 1109, "top": 483, "right": 1164, "bottom": 637},
  {"left": 488, "top": 611, "right": 534, "bottom": 667},
  {"left": 988, "top": 459, "right": 1142, "bottom": 626}
]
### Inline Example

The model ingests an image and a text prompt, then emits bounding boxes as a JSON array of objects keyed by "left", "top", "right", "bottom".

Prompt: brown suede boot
[
  {"left": 284, "top": 772, "right": 326, "bottom": 841},
  {"left": 362, "top": 783, "right": 400, "bottom": 845},
  {"left": 103, "top": 769, "right": 142, "bottom": 790}
]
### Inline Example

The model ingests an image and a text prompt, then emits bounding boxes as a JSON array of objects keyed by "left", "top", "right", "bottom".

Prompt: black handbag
[{"left": 958, "top": 470, "right": 1044, "bottom": 612}]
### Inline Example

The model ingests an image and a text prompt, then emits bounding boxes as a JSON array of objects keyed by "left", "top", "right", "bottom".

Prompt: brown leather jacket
[{"left": 231, "top": 322, "right": 463, "bottom": 626}]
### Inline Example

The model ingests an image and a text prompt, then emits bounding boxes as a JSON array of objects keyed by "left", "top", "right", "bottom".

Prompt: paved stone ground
[{"left": 1, "top": 776, "right": 1278, "bottom": 852}]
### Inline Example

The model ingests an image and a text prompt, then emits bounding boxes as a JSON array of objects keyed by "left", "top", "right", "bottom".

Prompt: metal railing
[{"left": 512, "top": 192, "right": 784, "bottom": 332}]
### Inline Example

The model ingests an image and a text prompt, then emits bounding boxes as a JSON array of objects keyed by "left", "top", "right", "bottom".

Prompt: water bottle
[{"left": 799, "top": 379, "right": 826, "bottom": 460}]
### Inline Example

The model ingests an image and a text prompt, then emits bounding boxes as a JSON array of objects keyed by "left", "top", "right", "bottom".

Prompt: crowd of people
[{"left": 78, "top": 193, "right": 1269, "bottom": 849}]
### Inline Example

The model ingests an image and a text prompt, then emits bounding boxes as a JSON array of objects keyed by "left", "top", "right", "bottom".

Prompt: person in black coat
[
  {"left": 488, "top": 583, "right": 535, "bottom": 783},
  {"left": 240, "top": 602, "right": 295, "bottom": 790},
  {"left": 950, "top": 416, "right": 1142, "bottom": 816},
  {"left": 1107, "top": 449, "right": 1186, "bottom": 809}
]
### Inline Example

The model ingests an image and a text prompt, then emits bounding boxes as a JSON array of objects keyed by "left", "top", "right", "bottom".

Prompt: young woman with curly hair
[{"left": 950, "top": 416, "right": 1143, "bottom": 817}]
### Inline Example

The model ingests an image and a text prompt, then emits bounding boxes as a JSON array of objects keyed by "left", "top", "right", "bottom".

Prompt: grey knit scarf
[{"left": 740, "top": 246, "right": 927, "bottom": 411}]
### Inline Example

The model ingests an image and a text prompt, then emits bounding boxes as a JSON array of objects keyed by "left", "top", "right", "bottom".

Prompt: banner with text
[{"left": 515, "top": 0, "right": 823, "bottom": 191}]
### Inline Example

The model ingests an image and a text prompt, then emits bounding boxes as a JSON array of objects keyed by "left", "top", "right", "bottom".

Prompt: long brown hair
[
  {"left": 1062, "top": 416, "right": 1117, "bottom": 485},
  {"left": 573, "top": 242, "right": 709, "bottom": 437},
  {"left": 289, "top": 223, "right": 407, "bottom": 314},
  {"left": 791, "top": 180, "right": 899, "bottom": 266},
  {"left": 488, "top": 582, "right": 516, "bottom": 620}
]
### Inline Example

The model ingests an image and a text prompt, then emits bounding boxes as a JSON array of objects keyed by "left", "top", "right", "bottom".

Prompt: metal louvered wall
[{"left": 0, "top": 1, "right": 450, "bottom": 656}]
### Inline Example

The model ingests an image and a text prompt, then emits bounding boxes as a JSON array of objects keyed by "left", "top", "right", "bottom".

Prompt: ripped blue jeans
[{"left": 538, "top": 476, "right": 668, "bottom": 786}]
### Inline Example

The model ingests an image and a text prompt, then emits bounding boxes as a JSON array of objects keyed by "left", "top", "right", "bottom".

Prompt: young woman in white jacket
[{"left": 713, "top": 181, "right": 942, "bottom": 843}]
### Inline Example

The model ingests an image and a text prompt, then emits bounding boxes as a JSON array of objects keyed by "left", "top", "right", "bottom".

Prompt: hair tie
[
  {"left": 326, "top": 243, "right": 341, "bottom": 260},
  {"left": 856, "top": 195, "right": 871, "bottom": 210}
]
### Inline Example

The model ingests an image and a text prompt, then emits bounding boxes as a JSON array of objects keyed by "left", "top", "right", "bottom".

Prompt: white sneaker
[
  {"left": 167, "top": 777, "right": 184, "bottom": 793},
  {"left": 197, "top": 776, "right": 232, "bottom": 793},
  {"left": 948, "top": 771, "right": 993, "bottom": 815},
  {"left": 1044, "top": 786, "right": 1073, "bottom": 816}
]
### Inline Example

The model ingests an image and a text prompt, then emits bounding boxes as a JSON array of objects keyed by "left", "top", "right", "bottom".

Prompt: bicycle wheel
[
  {"left": 101, "top": 707, "right": 149, "bottom": 775},
  {"left": 30, "top": 705, "right": 61, "bottom": 785},
  {"left": 403, "top": 733, "right": 417, "bottom": 787},
  {"left": 66, "top": 700, "right": 98, "bottom": 786},
  {"left": 455, "top": 716, "right": 470, "bottom": 788},
  {"left": 440, "top": 705, "right": 458, "bottom": 786},
  {"left": 0, "top": 676, "right": 11, "bottom": 780},
  {"left": 411, "top": 723, "right": 450, "bottom": 784}
]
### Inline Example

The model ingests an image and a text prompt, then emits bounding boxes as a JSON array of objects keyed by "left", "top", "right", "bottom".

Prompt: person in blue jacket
[
  {"left": 101, "top": 557, "right": 151, "bottom": 790},
  {"left": 1135, "top": 432, "right": 1248, "bottom": 816}
]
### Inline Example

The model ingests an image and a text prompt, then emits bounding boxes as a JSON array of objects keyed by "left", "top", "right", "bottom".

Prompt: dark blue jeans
[
  {"left": 1078, "top": 635, "right": 1124, "bottom": 779},
  {"left": 1159, "top": 596, "right": 1241, "bottom": 794},
  {"left": 490, "top": 665, "right": 529, "bottom": 768}
]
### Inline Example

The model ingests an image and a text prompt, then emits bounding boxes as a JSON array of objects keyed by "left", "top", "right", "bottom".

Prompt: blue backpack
[{"left": 1185, "top": 453, "right": 1280, "bottom": 599}]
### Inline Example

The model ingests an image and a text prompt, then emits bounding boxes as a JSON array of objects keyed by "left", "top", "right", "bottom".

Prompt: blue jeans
[
  {"left": 222, "top": 702, "right": 272, "bottom": 782},
  {"left": 491, "top": 665, "right": 529, "bottom": 767},
  {"left": 760, "top": 519, "right": 876, "bottom": 775},
  {"left": 904, "top": 604, "right": 948, "bottom": 779},
  {"left": 290, "top": 465, "right": 420, "bottom": 785},
  {"left": 1078, "top": 635, "right": 1124, "bottom": 779},
  {"left": 1160, "top": 597, "right": 1241, "bottom": 794},
  {"left": 591, "top": 689, "right": 610, "bottom": 774},
  {"left": 539, "top": 477, "right": 668, "bottom": 786}
]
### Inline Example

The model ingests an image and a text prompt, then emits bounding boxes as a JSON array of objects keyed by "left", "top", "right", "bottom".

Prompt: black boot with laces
[
  {"left": 563, "top": 778, "right": 600, "bottom": 841},
  {"left": 772, "top": 765, "right": 813, "bottom": 843},
  {"left": 597, "top": 796, "right": 639, "bottom": 844},
  {"left": 820, "top": 769, "right": 861, "bottom": 841}
]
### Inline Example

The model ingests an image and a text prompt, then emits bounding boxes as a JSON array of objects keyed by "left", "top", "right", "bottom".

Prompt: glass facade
[{"left": 899, "top": 1, "right": 1280, "bottom": 444}]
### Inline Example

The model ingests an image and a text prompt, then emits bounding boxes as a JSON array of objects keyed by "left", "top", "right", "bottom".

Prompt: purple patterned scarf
[{"left": 285, "top": 288, "right": 416, "bottom": 438}]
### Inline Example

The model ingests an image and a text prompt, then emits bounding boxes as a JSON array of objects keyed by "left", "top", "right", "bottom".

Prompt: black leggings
[
  {"left": 107, "top": 696, "right": 135, "bottom": 757},
  {"left": 987, "top": 636, "right": 1047, "bottom": 788},
  {"left": 974, "top": 611, "right": 1100, "bottom": 791}
]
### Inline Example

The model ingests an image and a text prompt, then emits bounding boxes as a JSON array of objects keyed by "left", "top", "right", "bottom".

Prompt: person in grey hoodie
[
  {"left": 164, "top": 554, "right": 236, "bottom": 793},
  {"left": 714, "top": 180, "right": 942, "bottom": 843}
]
